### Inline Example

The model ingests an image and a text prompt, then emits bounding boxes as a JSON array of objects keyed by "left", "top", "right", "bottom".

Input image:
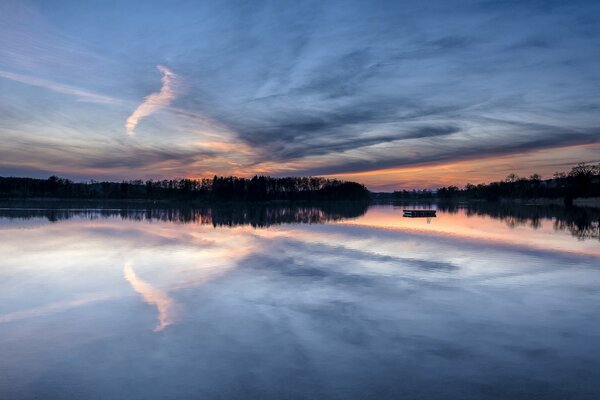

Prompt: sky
[{"left": 0, "top": 0, "right": 599, "bottom": 191}]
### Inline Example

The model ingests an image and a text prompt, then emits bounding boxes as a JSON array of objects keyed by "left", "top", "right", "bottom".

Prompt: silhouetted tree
[
  {"left": 435, "top": 163, "right": 600, "bottom": 202},
  {"left": 0, "top": 175, "right": 370, "bottom": 202}
]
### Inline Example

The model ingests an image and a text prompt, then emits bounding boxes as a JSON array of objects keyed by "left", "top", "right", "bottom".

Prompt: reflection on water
[
  {"left": 437, "top": 202, "right": 600, "bottom": 241},
  {"left": 0, "top": 202, "right": 599, "bottom": 399},
  {"left": 0, "top": 201, "right": 369, "bottom": 227},
  {"left": 123, "top": 262, "right": 179, "bottom": 332},
  {"left": 0, "top": 293, "right": 115, "bottom": 324},
  {"left": 1, "top": 200, "right": 598, "bottom": 241}
]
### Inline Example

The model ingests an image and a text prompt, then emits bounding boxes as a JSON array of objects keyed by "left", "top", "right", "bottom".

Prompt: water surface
[{"left": 1, "top": 202, "right": 599, "bottom": 399}]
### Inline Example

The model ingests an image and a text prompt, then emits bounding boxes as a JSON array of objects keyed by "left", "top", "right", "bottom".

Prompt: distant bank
[
  {"left": 376, "top": 162, "right": 600, "bottom": 206},
  {"left": 2, "top": 162, "right": 598, "bottom": 205},
  {"left": 0, "top": 175, "right": 370, "bottom": 202}
]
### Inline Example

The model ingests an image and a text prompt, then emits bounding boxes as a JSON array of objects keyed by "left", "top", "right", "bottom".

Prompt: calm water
[{"left": 1, "top": 202, "right": 599, "bottom": 400}]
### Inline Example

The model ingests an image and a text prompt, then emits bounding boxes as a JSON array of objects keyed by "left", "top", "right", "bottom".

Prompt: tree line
[
  {"left": 0, "top": 175, "right": 370, "bottom": 201},
  {"left": 391, "top": 162, "right": 600, "bottom": 203},
  {"left": 437, "top": 162, "right": 600, "bottom": 202}
]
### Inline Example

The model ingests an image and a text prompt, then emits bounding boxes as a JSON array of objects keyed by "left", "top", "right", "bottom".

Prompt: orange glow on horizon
[
  {"left": 3, "top": 137, "right": 598, "bottom": 191},
  {"left": 323, "top": 142, "right": 600, "bottom": 190}
]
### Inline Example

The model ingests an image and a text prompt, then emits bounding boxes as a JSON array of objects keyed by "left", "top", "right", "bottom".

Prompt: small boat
[{"left": 403, "top": 209, "right": 436, "bottom": 218}]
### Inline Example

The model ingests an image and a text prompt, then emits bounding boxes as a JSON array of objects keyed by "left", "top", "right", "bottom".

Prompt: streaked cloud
[
  {"left": 0, "top": 69, "right": 122, "bottom": 104},
  {"left": 0, "top": 0, "right": 599, "bottom": 188},
  {"left": 0, "top": 1, "right": 111, "bottom": 79},
  {"left": 126, "top": 65, "right": 179, "bottom": 136}
]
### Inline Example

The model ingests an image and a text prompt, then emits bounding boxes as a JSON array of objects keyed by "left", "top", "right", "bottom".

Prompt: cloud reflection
[
  {"left": 124, "top": 261, "right": 180, "bottom": 332},
  {"left": 0, "top": 292, "right": 114, "bottom": 324}
]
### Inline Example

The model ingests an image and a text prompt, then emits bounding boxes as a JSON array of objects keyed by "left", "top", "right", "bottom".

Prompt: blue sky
[{"left": 1, "top": 0, "right": 599, "bottom": 190}]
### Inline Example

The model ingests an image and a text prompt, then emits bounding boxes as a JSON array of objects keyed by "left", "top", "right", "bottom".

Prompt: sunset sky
[{"left": 1, "top": 0, "right": 599, "bottom": 191}]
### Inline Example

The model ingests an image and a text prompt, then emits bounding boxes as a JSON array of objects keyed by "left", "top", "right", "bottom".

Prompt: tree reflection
[
  {"left": 436, "top": 202, "right": 600, "bottom": 241},
  {"left": 0, "top": 201, "right": 369, "bottom": 227}
]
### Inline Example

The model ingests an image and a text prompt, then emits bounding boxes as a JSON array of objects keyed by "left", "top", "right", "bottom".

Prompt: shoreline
[{"left": 375, "top": 196, "right": 600, "bottom": 209}]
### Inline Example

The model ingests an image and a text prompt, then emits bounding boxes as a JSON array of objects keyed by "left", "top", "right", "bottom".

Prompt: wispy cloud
[
  {"left": 0, "top": 69, "right": 122, "bottom": 104},
  {"left": 126, "top": 65, "right": 179, "bottom": 136},
  {"left": 0, "top": 1, "right": 112, "bottom": 80},
  {"left": 2, "top": 0, "right": 600, "bottom": 188}
]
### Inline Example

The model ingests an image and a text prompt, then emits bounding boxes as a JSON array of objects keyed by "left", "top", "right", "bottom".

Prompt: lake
[{"left": 1, "top": 202, "right": 599, "bottom": 399}]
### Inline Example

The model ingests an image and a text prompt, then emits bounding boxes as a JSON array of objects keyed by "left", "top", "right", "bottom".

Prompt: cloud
[
  {"left": 0, "top": 1, "right": 112, "bottom": 80},
  {"left": 289, "top": 125, "right": 600, "bottom": 177},
  {"left": 126, "top": 65, "right": 179, "bottom": 136},
  {"left": 2, "top": 0, "right": 600, "bottom": 186},
  {"left": 0, "top": 69, "right": 122, "bottom": 104}
]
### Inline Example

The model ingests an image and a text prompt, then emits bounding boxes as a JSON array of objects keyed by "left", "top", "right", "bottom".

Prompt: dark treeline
[
  {"left": 437, "top": 162, "right": 600, "bottom": 202},
  {"left": 391, "top": 162, "right": 600, "bottom": 202},
  {"left": 0, "top": 202, "right": 369, "bottom": 228},
  {"left": 0, "top": 175, "right": 369, "bottom": 202},
  {"left": 389, "top": 189, "right": 435, "bottom": 200}
]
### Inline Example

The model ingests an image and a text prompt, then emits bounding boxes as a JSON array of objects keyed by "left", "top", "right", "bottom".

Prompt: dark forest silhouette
[
  {"left": 2, "top": 162, "right": 598, "bottom": 203},
  {"left": 0, "top": 175, "right": 369, "bottom": 202},
  {"left": 391, "top": 162, "right": 600, "bottom": 203}
]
